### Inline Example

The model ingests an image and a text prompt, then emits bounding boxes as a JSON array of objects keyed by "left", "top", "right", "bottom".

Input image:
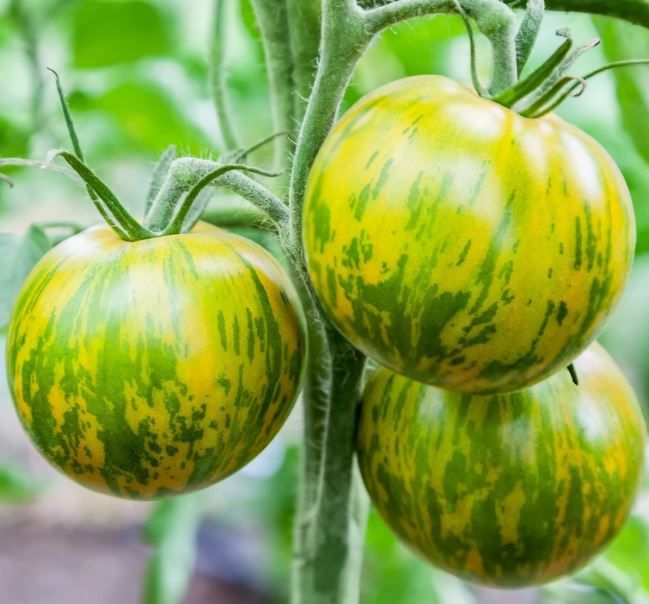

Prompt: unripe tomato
[
  {"left": 6, "top": 224, "right": 305, "bottom": 499},
  {"left": 303, "top": 75, "right": 635, "bottom": 393},
  {"left": 356, "top": 343, "right": 646, "bottom": 587}
]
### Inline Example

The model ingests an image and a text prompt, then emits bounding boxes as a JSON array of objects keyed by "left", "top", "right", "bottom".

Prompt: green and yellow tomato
[
  {"left": 6, "top": 224, "right": 305, "bottom": 499},
  {"left": 304, "top": 75, "right": 635, "bottom": 393},
  {"left": 356, "top": 343, "right": 646, "bottom": 587}
]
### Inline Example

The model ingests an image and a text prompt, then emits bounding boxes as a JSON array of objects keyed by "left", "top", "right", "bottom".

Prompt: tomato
[
  {"left": 303, "top": 75, "right": 635, "bottom": 394},
  {"left": 356, "top": 343, "right": 646, "bottom": 587},
  {"left": 6, "top": 223, "right": 305, "bottom": 499}
]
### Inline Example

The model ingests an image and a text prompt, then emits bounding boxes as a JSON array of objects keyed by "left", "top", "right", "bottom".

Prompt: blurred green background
[{"left": 1, "top": 1, "right": 649, "bottom": 603}]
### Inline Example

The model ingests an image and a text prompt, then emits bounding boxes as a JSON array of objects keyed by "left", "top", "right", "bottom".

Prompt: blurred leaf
[
  {"left": 71, "top": 81, "right": 209, "bottom": 153},
  {"left": 142, "top": 495, "right": 202, "bottom": 604},
  {"left": 578, "top": 119, "right": 649, "bottom": 257},
  {"left": 346, "top": 14, "right": 464, "bottom": 108},
  {"left": 0, "top": 463, "right": 44, "bottom": 503},
  {"left": 602, "top": 515, "right": 649, "bottom": 593},
  {"left": 594, "top": 17, "right": 649, "bottom": 165},
  {"left": 381, "top": 14, "right": 464, "bottom": 75},
  {"left": 0, "top": 114, "right": 29, "bottom": 157},
  {"left": 72, "top": 0, "right": 173, "bottom": 69},
  {"left": 0, "top": 224, "right": 50, "bottom": 329},
  {"left": 362, "top": 510, "right": 475, "bottom": 604}
]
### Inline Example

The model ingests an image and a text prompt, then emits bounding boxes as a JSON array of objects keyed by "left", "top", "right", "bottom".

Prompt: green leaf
[
  {"left": 363, "top": 510, "right": 475, "bottom": 604},
  {"left": 142, "top": 495, "right": 201, "bottom": 604},
  {"left": 594, "top": 17, "right": 649, "bottom": 165},
  {"left": 0, "top": 224, "right": 51, "bottom": 329},
  {"left": 72, "top": 0, "right": 173, "bottom": 68},
  {"left": 0, "top": 114, "right": 29, "bottom": 158},
  {"left": 0, "top": 463, "right": 45, "bottom": 503}
]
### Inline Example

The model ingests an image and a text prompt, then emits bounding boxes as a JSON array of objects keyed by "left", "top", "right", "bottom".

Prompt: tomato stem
[
  {"left": 493, "top": 28, "right": 572, "bottom": 107},
  {"left": 515, "top": 0, "right": 544, "bottom": 74},
  {"left": 228, "top": 131, "right": 289, "bottom": 164},
  {"left": 362, "top": 0, "right": 519, "bottom": 93},
  {"left": 503, "top": 0, "right": 649, "bottom": 30},
  {"left": 56, "top": 151, "right": 155, "bottom": 241},
  {"left": 453, "top": 0, "right": 487, "bottom": 97},
  {"left": 144, "top": 145, "right": 177, "bottom": 219},
  {"left": 519, "top": 58, "right": 649, "bottom": 116},
  {"left": 145, "top": 158, "right": 289, "bottom": 233},
  {"left": 519, "top": 75, "right": 586, "bottom": 117},
  {"left": 516, "top": 36, "right": 600, "bottom": 110},
  {"left": 210, "top": 0, "right": 239, "bottom": 152},
  {"left": 250, "top": 0, "right": 297, "bottom": 169},
  {"left": 161, "top": 163, "right": 282, "bottom": 235}
]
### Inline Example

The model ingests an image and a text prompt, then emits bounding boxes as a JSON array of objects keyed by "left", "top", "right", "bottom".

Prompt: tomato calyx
[
  {"left": 13, "top": 70, "right": 284, "bottom": 243},
  {"left": 454, "top": 10, "right": 649, "bottom": 118}
]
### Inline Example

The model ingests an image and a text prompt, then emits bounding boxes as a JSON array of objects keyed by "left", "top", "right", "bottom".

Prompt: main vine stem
[{"left": 284, "top": 2, "right": 517, "bottom": 602}]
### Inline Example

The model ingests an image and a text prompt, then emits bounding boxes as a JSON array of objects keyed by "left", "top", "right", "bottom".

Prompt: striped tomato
[
  {"left": 6, "top": 223, "right": 305, "bottom": 499},
  {"left": 303, "top": 75, "right": 635, "bottom": 394},
  {"left": 356, "top": 343, "right": 646, "bottom": 587}
]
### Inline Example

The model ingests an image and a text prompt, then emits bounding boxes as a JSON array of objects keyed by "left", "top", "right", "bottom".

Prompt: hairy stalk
[
  {"left": 291, "top": 308, "right": 368, "bottom": 604},
  {"left": 145, "top": 145, "right": 177, "bottom": 217},
  {"left": 307, "top": 335, "right": 366, "bottom": 604},
  {"left": 145, "top": 158, "right": 288, "bottom": 232},
  {"left": 286, "top": 2, "right": 512, "bottom": 601},
  {"left": 162, "top": 164, "right": 280, "bottom": 235},
  {"left": 286, "top": 3, "right": 372, "bottom": 603},
  {"left": 363, "top": 0, "right": 518, "bottom": 93},
  {"left": 210, "top": 0, "right": 239, "bottom": 150},
  {"left": 287, "top": 2, "right": 368, "bottom": 263},
  {"left": 250, "top": 0, "right": 296, "bottom": 167},
  {"left": 453, "top": 0, "right": 488, "bottom": 96},
  {"left": 286, "top": 0, "right": 322, "bottom": 123},
  {"left": 516, "top": 0, "right": 545, "bottom": 73},
  {"left": 503, "top": 0, "right": 649, "bottom": 29}
]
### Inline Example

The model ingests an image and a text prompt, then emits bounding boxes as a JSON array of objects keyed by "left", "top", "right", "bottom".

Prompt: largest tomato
[
  {"left": 6, "top": 224, "right": 305, "bottom": 499},
  {"left": 356, "top": 343, "right": 646, "bottom": 587},
  {"left": 303, "top": 75, "right": 635, "bottom": 394}
]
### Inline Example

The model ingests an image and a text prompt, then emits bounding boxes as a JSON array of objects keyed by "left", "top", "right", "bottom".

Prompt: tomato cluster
[
  {"left": 4, "top": 70, "right": 646, "bottom": 588},
  {"left": 304, "top": 76, "right": 645, "bottom": 586}
]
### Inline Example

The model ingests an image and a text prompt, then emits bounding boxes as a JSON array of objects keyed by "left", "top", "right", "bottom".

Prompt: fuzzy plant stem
[
  {"left": 250, "top": 0, "right": 296, "bottom": 167},
  {"left": 286, "top": 0, "right": 322, "bottom": 123},
  {"left": 285, "top": 2, "right": 517, "bottom": 603},
  {"left": 362, "top": 0, "right": 518, "bottom": 94},
  {"left": 504, "top": 0, "right": 649, "bottom": 29},
  {"left": 210, "top": 0, "right": 239, "bottom": 151},
  {"left": 144, "top": 158, "right": 288, "bottom": 233}
]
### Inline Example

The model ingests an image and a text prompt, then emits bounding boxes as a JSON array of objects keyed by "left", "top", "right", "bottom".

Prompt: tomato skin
[
  {"left": 356, "top": 343, "right": 646, "bottom": 587},
  {"left": 303, "top": 75, "right": 635, "bottom": 394},
  {"left": 6, "top": 224, "right": 305, "bottom": 499}
]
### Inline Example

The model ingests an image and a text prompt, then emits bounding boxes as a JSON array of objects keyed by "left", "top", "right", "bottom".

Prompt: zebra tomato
[
  {"left": 6, "top": 223, "right": 305, "bottom": 499},
  {"left": 303, "top": 75, "right": 635, "bottom": 393}
]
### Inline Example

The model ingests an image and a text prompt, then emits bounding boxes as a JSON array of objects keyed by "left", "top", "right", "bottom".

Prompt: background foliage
[{"left": 1, "top": 0, "right": 649, "bottom": 602}]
